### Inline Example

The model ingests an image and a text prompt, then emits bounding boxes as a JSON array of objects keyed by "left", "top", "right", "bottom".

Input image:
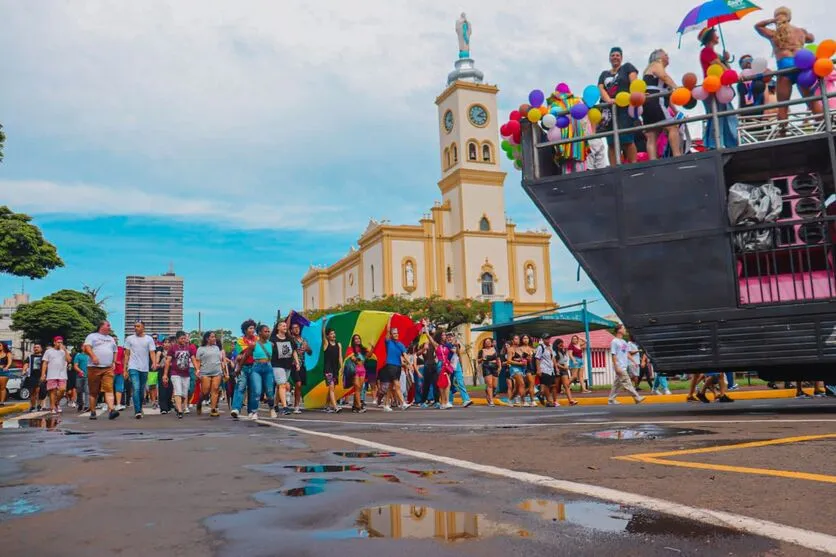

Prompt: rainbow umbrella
[{"left": 677, "top": 0, "right": 761, "bottom": 49}]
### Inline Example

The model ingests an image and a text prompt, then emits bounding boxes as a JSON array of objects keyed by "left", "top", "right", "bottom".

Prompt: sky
[{"left": 0, "top": 0, "right": 831, "bottom": 336}]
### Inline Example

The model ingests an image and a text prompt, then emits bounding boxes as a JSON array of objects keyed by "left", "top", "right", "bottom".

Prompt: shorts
[
  {"left": 482, "top": 364, "right": 499, "bottom": 377},
  {"left": 87, "top": 366, "right": 114, "bottom": 396},
  {"left": 354, "top": 365, "right": 366, "bottom": 381},
  {"left": 147, "top": 371, "right": 159, "bottom": 387},
  {"left": 66, "top": 371, "right": 77, "bottom": 390},
  {"left": 569, "top": 356, "right": 583, "bottom": 369},
  {"left": 777, "top": 57, "right": 798, "bottom": 85},
  {"left": 539, "top": 373, "right": 556, "bottom": 387},
  {"left": 558, "top": 368, "right": 571, "bottom": 378},
  {"left": 510, "top": 365, "right": 525, "bottom": 377},
  {"left": 324, "top": 371, "right": 337, "bottom": 387},
  {"left": 606, "top": 132, "right": 635, "bottom": 146},
  {"left": 171, "top": 375, "right": 190, "bottom": 398},
  {"left": 291, "top": 367, "right": 307, "bottom": 385},
  {"left": 113, "top": 373, "right": 125, "bottom": 393},
  {"left": 25, "top": 369, "right": 43, "bottom": 389},
  {"left": 627, "top": 364, "right": 640, "bottom": 378},
  {"left": 273, "top": 367, "right": 290, "bottom": 386},
  {"left": 381, "top": 364, "right": 401, "bottom": 383},
  {"left": 201, "top": 368, "right": 222, "bottom": 378},
  {"left": 46, "top": 379, "right": 67, "bottom": 391}
]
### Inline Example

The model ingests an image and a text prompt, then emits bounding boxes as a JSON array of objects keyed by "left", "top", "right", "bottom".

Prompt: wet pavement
[{"left": 0, "top": 399, "right": 833, "bottom": 556}]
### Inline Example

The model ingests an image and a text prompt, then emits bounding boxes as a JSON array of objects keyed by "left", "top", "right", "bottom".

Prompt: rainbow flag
[{"left": 300, "top": 310, "right": 422, "bottom": 408}]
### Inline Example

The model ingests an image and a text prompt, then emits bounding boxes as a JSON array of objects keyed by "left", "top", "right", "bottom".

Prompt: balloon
[
  {"left": 636, "top": 152, "right": 650, "bottom": 162},
  {"left": 814, "top": 57, "right": 834, "bottom": 78},
  {"left": 794, "top": 49, "right": 816, "bottom": 71},
  {"left": 556, "top": 82, "right": 571, "bottom": 94},
  {"left": 615, "top": 91, "right": 630, "bottom": 107},
  {"left": 692, "top": 86, "right": 708, "bottom": 101},
  {"left": 541, "top": 113, "right": 557, "bottom": 129},
  {"left": 703, "top": 75, "right": 721, "bottom": 93},
  {"left": 715, "top": 85, "right": 735, "bottom": 104},
  {"left": 670, "top": 87, "right": 691, "bottom": 106},
  {"left": 512, "top": 130, "right": 521, "bottom": 144},
  {"left": 721, "top": 69, "right": 739, "bottom": 86},
  {"left": 629, "top": 92, "right": 646, "bottom": 106},
  {"left": 587, "top": 108, "right": 602, "bottom": 125},
  {"left": 514, "top": 160, "right": 522, "bottom": 170},
  {"left": 546, "top": 126, "right": 562, "bottom": 142},
  {"left": 519, "top": 104, "right": 531, "bottom": 117},
  {"left": 527, "top": 108, "right": 542, "bottom": 123},
  {"left": 798, "top": 70, "right": 818, "bottom": 89},
  {"left": 506, "top": 150, "right": 515, "bottom": 161},
  {"left": 682, "top": 72, "right": 698, "bottom": 90},
  {"left": 582, "top": 85, "right": 600, "bottom": 107},
  {"left": 741, "top": 68, "right": 754, "bottom": 78},
  {"left": 538, "top": 105, "right": 549, "bottom": 116},
  {"left": 817, "top": 39, "right": 836, "bottom": 60},
  {"left": 506, "top": 119, "right": 521, "bottom": 135},
  {"left": 751, "top": 57, "right": 768, "bottom": 74},
  {"left": 509, "top": 110, "right": 520, "bottom": 122},
  {"left": 751, "top": 80, "right": 766, "bottom": 95},
  {"left": 806, "top": 43, "right": 818, "bottom": 54},
  {"left": 707, "top": 64, "right": 724, "bottom": 78},
  {"left": 570, "top": 102, "right": 589, "bottom": 120},
  {"left": 684, "top": 97, "right": 698, "bottom": 110},
  {"left": 501, "top": 140, "right": 511, "bottom": 151},
  {"left": 528, "top": 89, "right": 545, "bottom": 107},
  {"left": 556, "top": 115, "right": 570, "bottom": 128},
  {"left": 629, "top": 79, "right": 647, "bottom": 94}
]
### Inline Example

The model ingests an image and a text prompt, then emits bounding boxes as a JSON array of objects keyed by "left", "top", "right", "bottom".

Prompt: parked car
[{"left": 3, "top": 368, "right": 28, "bottom": 400}]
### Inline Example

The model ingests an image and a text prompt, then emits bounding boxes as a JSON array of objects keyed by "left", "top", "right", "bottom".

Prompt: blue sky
[{"left": 0, "top": 0, "right": 830, "bottom": 335}]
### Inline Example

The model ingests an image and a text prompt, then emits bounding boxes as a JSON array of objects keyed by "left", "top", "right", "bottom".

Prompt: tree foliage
[
  {"left": 303, "top": 296, "right": 490, "bottom": 330},
  {"left": 0, "top": 206, "right": 64, "bottom": 279},
  {"left": 11, "top": 289, "right": 108, "bottom": 347},
  {"left": 190, "top": 329, "right": 236, "bottom": 352}
]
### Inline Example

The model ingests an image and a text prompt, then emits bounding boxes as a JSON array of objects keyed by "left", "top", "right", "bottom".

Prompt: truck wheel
[{"left": 17, "top": 386, "right": 30, "bottom": 401}]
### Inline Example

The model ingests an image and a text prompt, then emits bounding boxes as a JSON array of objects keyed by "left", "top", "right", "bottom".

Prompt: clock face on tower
[
  {"left": 443, "top": 110, "right": 454, "bottom": 133},
  {"left": 468, "top": 104, "right": 488, "bottom": 127}
]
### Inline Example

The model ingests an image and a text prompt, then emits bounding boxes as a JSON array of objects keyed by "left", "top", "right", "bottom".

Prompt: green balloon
[
  {"left": 506, "top": 150, "right": 515, "bottom": 161},
  {"left": 501, "top": 140, "right": 511, "bottom": 151},
  {"left": 514, "top": 160, "right": 522, "bottom": 170},
  {"left": 806, "top": 43, "right": 818, "bottom": 53}
]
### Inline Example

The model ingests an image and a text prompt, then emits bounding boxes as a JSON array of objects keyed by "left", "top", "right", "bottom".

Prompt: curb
[
  {"left": 453, "top": 389, "right": 797, "bottom": 407},
  {"left": 0, "top": 402, "right": 30, "bottom": 418}
]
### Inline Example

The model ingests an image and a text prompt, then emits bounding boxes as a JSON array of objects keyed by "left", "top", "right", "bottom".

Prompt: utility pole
[{"left": 198, "top": 312, "right": 202, "bottom": 334}]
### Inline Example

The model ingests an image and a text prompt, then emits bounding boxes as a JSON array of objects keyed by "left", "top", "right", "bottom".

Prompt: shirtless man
[{"left": 755, "top": 7, "right": 820, "bottom": 125}]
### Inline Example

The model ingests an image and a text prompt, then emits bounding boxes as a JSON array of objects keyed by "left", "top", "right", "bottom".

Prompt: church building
[{"left": 301, "top": 52, "right": 555, "bottom": 319}]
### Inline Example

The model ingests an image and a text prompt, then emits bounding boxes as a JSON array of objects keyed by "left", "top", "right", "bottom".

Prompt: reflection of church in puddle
[
  {"left": 357, "top": 504, "right": 528, "bottom": 541},
  {"left": 301, "top": 21, "right": 556, "bottom": 336}
]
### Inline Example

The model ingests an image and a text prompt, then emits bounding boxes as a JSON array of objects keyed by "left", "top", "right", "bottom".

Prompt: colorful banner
[{"left": 300, "top": 310, "right": 422, "bottom": 408}]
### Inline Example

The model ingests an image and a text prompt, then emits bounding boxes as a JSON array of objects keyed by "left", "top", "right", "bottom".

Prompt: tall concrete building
[
  {"left": 0, "top": 293, "right": 30, "bottom": 359},
  {"left": 124, "top": 271, "right": 184, "bottom": 338}
]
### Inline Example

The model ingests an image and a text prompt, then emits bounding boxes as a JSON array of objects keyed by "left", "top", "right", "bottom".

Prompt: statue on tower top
[{"left": 456, "top": 13, "right": 471, "bottom": 59}]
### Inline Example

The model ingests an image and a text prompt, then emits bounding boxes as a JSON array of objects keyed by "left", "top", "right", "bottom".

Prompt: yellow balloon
[
  {"left": 707, "top": 64, "right": 724, "bottom": 78},
  {"left": 587, "top": 107, "right": 602, "bottom": 125},
  {"left": 615, "top": 91, "right": 631, "bottom": 108},
  {"left": 527, "top": 108, "right": 542, "bottom": 123},
  {"left": 629, "top": 79, "right": 647, "bottom": 94}
]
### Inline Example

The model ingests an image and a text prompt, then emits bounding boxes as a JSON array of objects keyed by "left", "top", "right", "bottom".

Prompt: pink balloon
[
  {"left": 637, "top": 152, "right": 650, "bottom": 162},
  {"left": 715, "top": 85, "right": 735, "bottom": 104},
  {"left": 546, "top": 126, "right": 562, "bottom": 142},
  {"left": 691, "top": 86, "right": 708, "bottom": 101},
  {"left": 556, "top": 82, "right": 571, "bottom": 94}
]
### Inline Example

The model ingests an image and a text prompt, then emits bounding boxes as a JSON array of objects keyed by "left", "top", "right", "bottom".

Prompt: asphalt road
[{"left": 1, "top": 397, "right": 834, "bottom": 557}]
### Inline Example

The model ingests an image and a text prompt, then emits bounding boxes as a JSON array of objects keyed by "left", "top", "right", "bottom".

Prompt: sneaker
[
  {"left": 210, "top": 408, "right": 220, "bottom": 417},
  {"left": 650, "top": 389, "right": 660, "bottom": 396},
  {"left": 513, "top": 398, "right": 522, "bottom": 407},
  {"left": 282, "top": 407, "right": 292, "bottom": 416},
  {"left": 177, "top": 411, "right": 184, "bottom": 419},
  {"left": 686, "top": 394, "right": 699, "bottom": 402},
  {"left": 135, "top": 412, "right": 142, "bottom": 419},
  {"left": 270, "top": 407, "right": 279, "bottom": 419},
  {"left": 196, "top": 403, "right": 203, "bottom": 416},
  {"left": 325, "top": 407, "right": 334, "bottom": 413},
  {"left": 334, "top": 407, "right": 342, "bottom": 413},
  {"left": 293, "top": 407, "right": 302, "bottom": 414},
  {"left": 230, "top": 409, "right": 239, "bottom": 419},
  {"left": 69, "top": 401, "right": 77, "bottom": 408},
  {"left": 89, "top": 411, "right": 97, "bottom": 420},
  {"left": 634, "top": 396, "right": 645, "bottom": 404},
  {"left": 796, "top": 393, "right": 812, "bottom": 399},
  {"left": 488, "top": 402, "right": 496, "bottom": 407},
  {"left": 152, "top": 402, "right": 159, "bottom": 410},
  {"left": 664, "top": 389, "right": 672, "bottom": 395},
  {"left": 383, "top": 405, "right": 393, "bottom": 412},
  {"left": 358, "top": 406, "right": 367, "bottom": 413},
  {"left": 160, "top": 410, "right": 169, "bottom": 415},
  {"left": 522, "top": 401, "right": 531, "bottom": 407},
  {"left": 184, "top": 407, "right": 190, "bottom": 414},
  {"left": 108, "top": 409, "right": 120, "bottom": 420},
  {"left": 728, "top": 384, "right": 740, "bottom": 391},
  {"left": 443, "top": 403, "right": 453, "bottom": 409},
  {"left": 402, "top": 402, "right": 412, "bottom": 410},
  {"left": 608, "top": 399, "right": 621, "bottom": 405},
  {"left": 697, "top": 392, "right": 710, "bottom": 404},
  {"left": 717, "top": 395, "right": 735, "bottom": 403},
  {"left": 247, "top": 412, "right": 257, "bottom": 420}
]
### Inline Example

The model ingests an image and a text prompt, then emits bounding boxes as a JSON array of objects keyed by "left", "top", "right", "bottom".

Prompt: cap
[
  {"left": 53, "top": 335, "right": 64, "bottom": 342},
  {"left": 610, "top": 46, "right": 622, "bottom": 55}
]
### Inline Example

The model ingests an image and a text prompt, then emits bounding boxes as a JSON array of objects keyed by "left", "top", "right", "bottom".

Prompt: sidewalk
[{"left": 0, "top": 402, "right": 30, "bottom": 417}]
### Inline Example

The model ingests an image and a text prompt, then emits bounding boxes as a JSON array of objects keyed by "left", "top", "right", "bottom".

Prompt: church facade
[{"left": 301, "top": 56, "right": 555, "bottom": 317}]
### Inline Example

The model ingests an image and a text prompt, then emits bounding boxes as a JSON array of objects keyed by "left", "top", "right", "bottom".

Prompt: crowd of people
[{"left": 585, "top": 6, "right": 826, "bottom": 168}]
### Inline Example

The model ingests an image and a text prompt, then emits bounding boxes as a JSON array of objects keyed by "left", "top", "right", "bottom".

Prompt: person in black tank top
[
  {"left": 322, "top": 328, "right": 342, "bottom": 413},
  {"left": 641, "top": 48, "right": 683, "bottom": 160}
]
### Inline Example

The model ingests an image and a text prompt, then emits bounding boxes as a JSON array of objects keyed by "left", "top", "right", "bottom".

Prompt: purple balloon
[
  {"left": 556, "top": 115, "right": 571, "bottom": 128},
  {"left": 528, "top": 89, "right": 545, "bottom": 107},
  {"left": 798, "top": 69, "right": 818, "bottom": 89},
  {"left": 794, "top": 49, "right": 816, "bottom": 71},
  {"left": 570, "top": 102, "right": 589, "bottom": 120}
]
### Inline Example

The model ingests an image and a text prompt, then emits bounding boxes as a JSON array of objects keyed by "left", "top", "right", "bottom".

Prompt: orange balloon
[
  {"left": 682, "top": 72, "right": 698, "bottom": 90},
  {"left": 816, "top": 39, "right": 836, "bottom": 60},
  {"left": 703, "top": 75, "right": 721, "bottom": 93},
  {"left": 670, "top": 87, "right": 692, "bottom": 106},
  {"left": 539, "top": 105, "right": 549, "bottom": 116},
  {"left": 813, "top": 57, "right": 834, "bottom": 78},
  {"left": 629, "top": 92, "right": 646, "bottom": 106}
]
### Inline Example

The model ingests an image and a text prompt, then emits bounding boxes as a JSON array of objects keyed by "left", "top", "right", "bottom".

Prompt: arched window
[
  {"left": 467, "top": 141, "right": 478, "bottom": 161},
  {"left": 444, "top": 147, "right": 450, "bottom": 169},
  {"left": 446, "top": 266, "right": 453, "bottom": 283},
  {"left": 451, "top": 143, "right": 458, "bottom": 164},
  {"left": 482, "top": 143, "right": 492, "bottom": 162},
  {"left": 480, "top": 272, "right": 495, "bottom": 296},
  {"left": 370, "top": 265, "right": 375, "bottom": 293},
  {"left": 479, "top": 216, "right": 490, "bottom": 231},
  {"left": 311, "top": 296, "right": 314, "bottom": 308}
]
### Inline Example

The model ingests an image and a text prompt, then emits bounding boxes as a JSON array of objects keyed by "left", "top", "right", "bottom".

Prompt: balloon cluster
[{"left": 794, "top": 40, "right": 836, "bottom": 88}]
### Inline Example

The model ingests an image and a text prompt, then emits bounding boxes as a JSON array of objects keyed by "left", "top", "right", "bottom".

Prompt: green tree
[
  {"left": 11, "top": 299, "right": 92, "bottom": 348},
  {"left": 304, "top": 295, "right": 490, "bottom": 330},
  {"left": 44, "top": 289, "right": 107, "bottom": 327},
  {"left": 0, "top": 206, "right": 64, "bottom": 279}
]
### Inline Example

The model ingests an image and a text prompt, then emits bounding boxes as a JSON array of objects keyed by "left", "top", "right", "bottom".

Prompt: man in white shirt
[
  {"left": 124, "top": 321, "right": 159, "bottom": 419},
  {"left": 83, "top": 320, "right": 119, "bottom": 420},
  {"left": 608, "top": 324, "right": 644, "bottom": 405},
  {"left": 43, "top": 336, "right": 71, "bottom": 415}
]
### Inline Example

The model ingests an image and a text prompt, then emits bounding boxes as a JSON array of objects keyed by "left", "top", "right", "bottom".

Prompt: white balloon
[
  {"left": 716, "top": 85, "right": 735, "bottom": 104},
  {"left": 541, "top": 113, "right": 557, "bottom": 129},
  {"left": 741, "top": 68, "right": 754, "bottom": 78},
  {"left": 751, "top": 57, "right": 768, "bottom": 74},
  {"left": 692, "top": 85, "right": 709, "bottom": 101}
]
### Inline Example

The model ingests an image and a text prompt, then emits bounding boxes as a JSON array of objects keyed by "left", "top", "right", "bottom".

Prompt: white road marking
[{"left": 256, "top": 418, "right": 836, "bottom": 555}]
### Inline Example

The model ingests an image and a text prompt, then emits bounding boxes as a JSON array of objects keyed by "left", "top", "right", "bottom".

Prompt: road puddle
[
  {"left": 281, "top": 486, "right": 326, "bottom": 497},
  {"left": 519, "top": 499, "right": 739, "bottom": 537},
  {"left": 285, "top": 465, "right": 365, "bottom": 473},
  {"left": 356, "top": 504, "right": 529, "bottom": 541},
  {"left": 583, "top": 425, "right": 712, "bottom": 440},
  {"left": 333, "top": 451, "right": 396, "bottom": 458},
  {"left": 0, "top": 485, "right": 75, "bottom": 521},
  {"left": 1, "top": 417, "right": 62, "bottom": 430},
  {"left": 372, "top": 474, "right": 401, "bottom": 483},
  {"left": 406, "top": 469, "right": 444, "bottom": 478}
]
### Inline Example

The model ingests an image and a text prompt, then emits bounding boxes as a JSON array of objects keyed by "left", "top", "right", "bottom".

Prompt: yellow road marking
[{"left": 616, "top": 433, "right": 836, "bottom": 484}]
